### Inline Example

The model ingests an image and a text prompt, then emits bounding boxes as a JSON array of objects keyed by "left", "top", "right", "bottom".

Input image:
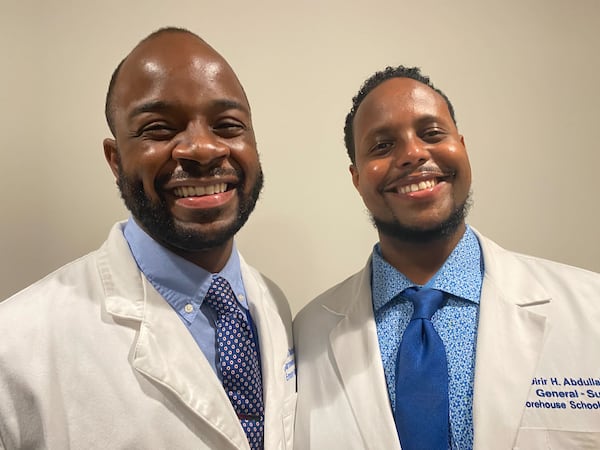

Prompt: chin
[
  {"left": 373, "top": 197, "right": 471, "bottom": 244},
  {"left": 167, "top": 221, "right": 238, "bottom": 251}
]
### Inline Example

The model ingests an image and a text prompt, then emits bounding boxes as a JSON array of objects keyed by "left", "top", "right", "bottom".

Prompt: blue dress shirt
[
  {"left": 123, "top": 217, "right": 252, "bottom": 380},
  {"left": 372, "top": 226, "right": 484, "bottom": 450}
]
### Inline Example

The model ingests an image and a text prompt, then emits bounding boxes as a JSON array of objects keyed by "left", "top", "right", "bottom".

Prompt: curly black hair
[{"left": 343, "top": 65, "right": 457, "bottom": 163}]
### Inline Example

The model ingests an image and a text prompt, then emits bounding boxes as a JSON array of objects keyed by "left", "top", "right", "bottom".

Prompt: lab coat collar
[
  {"left": 326, "top": 259, "right": 402, "bottom": 449},
  {"left": 97, "top": 222, "right": 251, "bottom": 449},
  {"left": 472, "top": 229, "right": 550, "bottom": 450},
  {"left": 322, "top": 229, "right": 551, "bottom": 450}
]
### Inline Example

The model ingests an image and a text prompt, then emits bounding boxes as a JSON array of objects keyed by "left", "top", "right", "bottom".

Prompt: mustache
[
  {"left": 156, "top": 167, "right": 242, "bottom": 186},
  {"left": 171, "top": 167, "right": 239, "bottom": 179},
  {"left": 380, "top": 164, "right": 455, "bottom": 193},
  {"left": 388, "top": 164, "right": 455, "bottom": 183},
  {"left": 404, "top": 165, "right": 451, "bottom": 177}
]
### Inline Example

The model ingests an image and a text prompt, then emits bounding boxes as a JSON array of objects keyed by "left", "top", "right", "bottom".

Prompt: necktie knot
[
  {"left": 402, "top": 287, "right": 445, "bottom": 320},
  {"left": 205, "top": 276, "right": 238, "bottom": 317}
]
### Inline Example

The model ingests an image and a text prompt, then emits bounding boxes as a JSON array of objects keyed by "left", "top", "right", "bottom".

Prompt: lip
[
  {"left": 164, "top": 177, "right": 239, "bottom": 210},
  {"left": 173, "top": 188, "right": 237, "bottom": 210},
  {"left": 172, "top": 183, "right": 228, "bottom": 198},
  {"left": 165, "top": 175, "right": 238, "bottom": 191},
  {"left": 383, "top": 171, "right": 454, "bottom": 197}
]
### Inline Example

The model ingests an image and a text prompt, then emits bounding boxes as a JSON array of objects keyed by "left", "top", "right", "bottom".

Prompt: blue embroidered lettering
[
  {"left": 586, "top": 389, "right": 600, "bottom": 399},
  {"left": 535, "top": 389, "right": 579, "bottom": 399},
  {"left": 570, "top": 400, "right": 600, "bottom": 409},
  {"left": 525, "top": 400, "right": 567, "bottom": 409}
]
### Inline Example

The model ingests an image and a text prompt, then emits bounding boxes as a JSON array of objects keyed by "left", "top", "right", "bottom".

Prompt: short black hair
[
  {"left": 104, "top": 27, "right": 200, "bottom": 136},
  {"left": 343, "top": 65, "right": 457, "bottom": 164}
]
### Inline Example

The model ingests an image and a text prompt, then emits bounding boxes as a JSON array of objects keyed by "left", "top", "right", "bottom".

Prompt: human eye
[
  {"left": 213, "top": 119, "right": 246, "bottom": 138},
  {"left": 421, "top": 127, "right": 446, "bottom": 143},
  {"left": 369, "top": 141, "right": 394, "bottom": 156},
  {"left": 136, "top": 122, "right": 177, "bottom": 140}
]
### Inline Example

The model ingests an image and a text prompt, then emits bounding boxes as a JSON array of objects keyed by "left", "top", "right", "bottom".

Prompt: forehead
[
  {"left": 112, "top": 33, "right": 249, "bottom": 115},
  {"left": 354, "top": 77, "right": 451, "bottom": 132}
]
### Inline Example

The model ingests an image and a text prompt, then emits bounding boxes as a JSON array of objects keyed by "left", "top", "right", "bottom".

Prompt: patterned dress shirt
[
  {"left": 372, "top": 226, "right": 484, "bottom": 450},
  {"left": 123, "top": 217, "right": 253, "bottom": 380}
]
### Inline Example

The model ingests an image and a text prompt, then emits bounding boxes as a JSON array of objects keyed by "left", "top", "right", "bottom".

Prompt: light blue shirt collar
[
  {"left": 372, "top": 225, "right": 484, "bottom": 313},
  {"left": 123, "top": 217, "right": 248, "bottom": 323}
]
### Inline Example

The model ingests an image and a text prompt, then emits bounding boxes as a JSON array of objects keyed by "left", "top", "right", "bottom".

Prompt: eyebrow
[
  {"left": 214, "top": 99, "right": 250, "bottom": 114},
  {"left": 365, "top": 113, "right": 447, "bottom": 134},
  {"left": 127, "top": 98, "right": 250, "bottom": 121},
  {"left": 358, "top": 114, "right": 450, "bottom": 144},
  {"left": 128, "top": 100, "right": 172, "bottom": 120},
  {"left": 414, "top": 114, "right": 447, "bottom": 126}
]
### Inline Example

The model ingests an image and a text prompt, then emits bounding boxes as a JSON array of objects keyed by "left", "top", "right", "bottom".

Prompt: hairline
[
  {"left": 104, "top": 27, "right": 206, "bottom": 136},
  {"left": 344, "top": 66, "right": 457, "bottom": 164}
]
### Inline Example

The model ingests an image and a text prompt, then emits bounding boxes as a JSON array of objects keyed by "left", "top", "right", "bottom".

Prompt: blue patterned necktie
[
  {"left": 205, "top": 276, "right": 264, "bottom": 450},
  {"left": 394, "top": 287, "right": 449, "bottom": 450}
]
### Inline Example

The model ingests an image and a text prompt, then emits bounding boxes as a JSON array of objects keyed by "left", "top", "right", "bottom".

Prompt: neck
[
  {"left": 171, "top": 239, "right": 234, "bottom": 273},
  {"left": 378, "top": 223, "right": 466, "bottom": 285}
]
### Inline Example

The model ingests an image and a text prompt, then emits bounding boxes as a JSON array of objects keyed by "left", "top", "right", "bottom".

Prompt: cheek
[
  {"left": 353, "top": 162, "right": 387, "bottom": 204},
  {"left": 440, "top": 145, "right": 471, "bottom": 184},
  {"left": 450, "top": 153, "right": 472, "bottom": 203},
  {"left": 120, "top": 142, "right": 163, "bottom": 171},
  {"left": 455, "top": 152, "right": 472, "bottom": 188},
  {"left": 231, "top": 143, "right": 260, "bottom": 172},
  {"left": 360, "top": 161, "right": 386, "bottom": 188},
  {"left": 143, "top": 145, "right": 174, "bottom": 173},
  {"left": 120, "top": 149, "right": 171, "bottom": 198}
]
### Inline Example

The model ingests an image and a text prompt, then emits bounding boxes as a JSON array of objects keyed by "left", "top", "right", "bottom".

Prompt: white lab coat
[
  {"left": 294, "top": 230, "right": 600, "bottom": 449},
  {"left": 0, "top": 222, "right": 296, "bottom": 450}
]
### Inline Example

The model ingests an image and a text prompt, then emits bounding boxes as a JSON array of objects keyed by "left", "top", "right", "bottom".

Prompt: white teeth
[
  {"left": 173, "top": 183, "right": 227, "bottom": 198},
  {"left": 399, "top": 179, "right": 437, "bottom": 194}
]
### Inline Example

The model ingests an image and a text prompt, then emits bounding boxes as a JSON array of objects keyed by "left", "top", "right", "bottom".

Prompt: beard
[
  {"left": 372, "top": 192, "right": 472, "bottom": 244},
  {"left": 116, "top": 163, "right": 263, "bottom": 252}
]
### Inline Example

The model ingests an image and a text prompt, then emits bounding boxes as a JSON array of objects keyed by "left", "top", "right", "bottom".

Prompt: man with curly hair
[{"left": 294, "top": 65, "right": 600, "bottom": 449}]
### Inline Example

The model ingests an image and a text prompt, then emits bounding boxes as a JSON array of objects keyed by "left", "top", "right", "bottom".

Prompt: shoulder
[
  {"left": 239, "top": 254, "right": 287, "bottom": 301},
  {"left": 476, "top": 230, "right": 600, "bottom": 295},
  {"left": 1, "top": 222, "right": 130, "bottom": 309},
  {"left": 294, "top": 263, "right": 370, "bottom": 333},
  {"left": 238, "top": 254, "right": 292, "bottom": 323},
  {"left": 0, "top": 250, "right": 104, "bottom": 369},
  {"left": 0, "top": 250, "right": 100, "bottom": 313}
]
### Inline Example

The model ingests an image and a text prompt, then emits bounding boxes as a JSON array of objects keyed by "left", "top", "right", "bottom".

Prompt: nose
[
  {"left": 171, "top": 126, "right": 229, "bottom": 167},
  {"left": 394, "top": 137, "right": 430, "bottom": 169}
]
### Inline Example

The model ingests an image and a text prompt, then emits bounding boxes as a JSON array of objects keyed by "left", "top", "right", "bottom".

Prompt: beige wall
[{"left": 1, "top": 0, "right": 598, "bottom": 314}]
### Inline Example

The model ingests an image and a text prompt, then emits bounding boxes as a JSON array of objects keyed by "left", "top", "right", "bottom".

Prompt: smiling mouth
[
  {"left": 398, "top": 179, "right": 438, "bottom": 194},
  {"left": 173, "top": 183, "right": 229, "bottom": 198}
]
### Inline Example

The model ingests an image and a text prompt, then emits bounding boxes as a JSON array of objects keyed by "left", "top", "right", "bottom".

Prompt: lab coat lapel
[
  {"left": 328, "top": 263, "right": 401, "bottom": 450},
  {"left": 241, "top": 259, "right": 290, "bottom": 448},
  {"left": 472, "top": 232, "right": 550, "bottom": 450},
  {"left": 133, "top": 279, "right": 250, "bottom": 449},
  {"left": 100, "top": 223, "right": 249, "bottom": 449}
]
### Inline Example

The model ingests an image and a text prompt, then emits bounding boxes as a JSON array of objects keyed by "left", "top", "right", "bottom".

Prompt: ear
[
  {"left": 349, "top": 164, "right": 360, "bottom": 190},
  {"left": 103, "top": 138, "right": 120, "bottom": 179}
]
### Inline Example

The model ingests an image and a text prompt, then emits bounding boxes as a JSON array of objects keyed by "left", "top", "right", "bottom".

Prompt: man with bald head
[{"left": 0, "top": 28, "right": 295, "bottom": 450}]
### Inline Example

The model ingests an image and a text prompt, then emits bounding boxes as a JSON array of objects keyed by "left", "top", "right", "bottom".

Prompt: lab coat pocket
[
  {"left": 282, "top": 393, "right": 297, "bottom": 450},
  {"left": 514, "top": 428, "right": 600, "bottom": 449}
]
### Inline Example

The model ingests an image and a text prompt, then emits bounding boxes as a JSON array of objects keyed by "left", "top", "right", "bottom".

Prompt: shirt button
[
  {"left": 184, "top": 304, "right": 194, "bottom": 313},
  {"left": 238, "top": 294, "right": 245, "bottom": 301}
]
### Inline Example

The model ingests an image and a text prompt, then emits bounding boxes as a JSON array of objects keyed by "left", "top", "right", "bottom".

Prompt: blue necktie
[
  {"left": 394, "top": 287, "right": 449, "bottom": 450},
  {"left": 205, "top": 276, "right": 265, "bottom": 450}
]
